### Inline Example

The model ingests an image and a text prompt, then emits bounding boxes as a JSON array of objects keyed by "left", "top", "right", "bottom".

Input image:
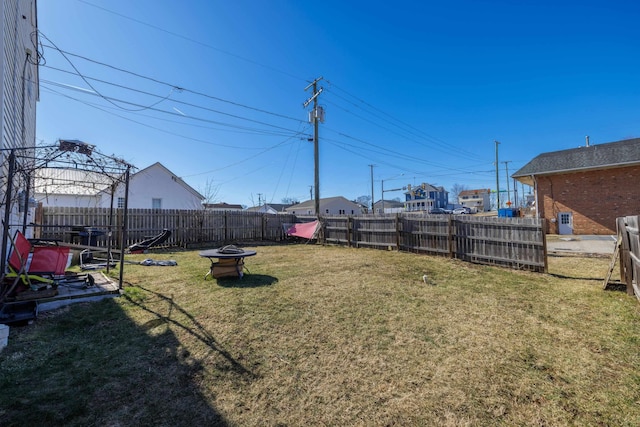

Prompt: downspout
[{"left": 532, "top": 175, "right": 539, "bottom": 218}]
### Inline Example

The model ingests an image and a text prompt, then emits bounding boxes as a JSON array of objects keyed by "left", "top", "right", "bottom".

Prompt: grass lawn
[{"left": 1, "top": 244, "right": 639, "bottom": 426}]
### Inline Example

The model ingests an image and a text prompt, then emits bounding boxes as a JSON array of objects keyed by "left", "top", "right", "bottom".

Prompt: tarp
[{"left": 286, "top": 220, "right": 319, "bottom": 239}]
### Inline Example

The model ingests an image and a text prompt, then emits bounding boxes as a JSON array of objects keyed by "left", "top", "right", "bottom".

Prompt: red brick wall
[{"left": 536, "top": 165, "right": 640, "bottom": 234}]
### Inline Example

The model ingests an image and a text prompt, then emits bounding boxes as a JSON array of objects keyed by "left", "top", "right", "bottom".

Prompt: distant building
[
  {"left": 458, "top": 189, "right": 491, "bottom": 213},
  {"left": 404, "top": 183, "right": 448, "bottom": 212},
  {"left": 373, "top": 199, "right": 405, "bottom": 214},
  {"left": 245, "top": 203, "right": 291, "bottom": 214},
  {"left": 204, "top": 202, "right": 244, "bottom": 211},
  {"left": 284, "top": 196, "right": 363, "bottom": 216}
]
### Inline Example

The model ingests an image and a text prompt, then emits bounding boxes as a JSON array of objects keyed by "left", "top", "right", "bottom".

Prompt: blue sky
[{"left": 36, "top": 0, "right": 640, "bottom": 207}]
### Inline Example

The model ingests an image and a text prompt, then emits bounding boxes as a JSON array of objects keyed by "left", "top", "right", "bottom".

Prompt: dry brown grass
[{"left": 1, "top": 245, "right": 639, "bottom": 426}]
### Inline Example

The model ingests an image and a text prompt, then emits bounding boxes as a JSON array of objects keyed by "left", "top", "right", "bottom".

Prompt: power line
[
  {"left": 324, "top": 138, "right": 495, "bottom": 180},
  {"left": 324, "top": 82, "right": 484, "bottom": 161},
  {"left": 40, "top": 35, "right": 490, "bottom": 188},
  {"left": 39, "top": 85, "right": 309, "bottom": 151},
  {"left": 39, "top": 31, "right": 169, "bottom": 112},
  {"left": 40, "top": 47, "right": 306, "bottom": 124},
  {"left": 181, "top": 133, "right": 301, "bottom": 178},
  {"left": 40, "top": 79, "right": 304, "bottom": 136},
  {"left": 75, "top": 0, "right": 309, "bottom": 83}
]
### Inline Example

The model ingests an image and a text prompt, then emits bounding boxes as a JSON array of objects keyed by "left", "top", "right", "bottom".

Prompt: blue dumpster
[{"left": 498, "top": 208, "right": 516, "bottom": 218}]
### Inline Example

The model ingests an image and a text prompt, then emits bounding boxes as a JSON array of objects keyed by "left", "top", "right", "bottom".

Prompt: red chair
[{"left": 6, "top": 231, "right": 70, "bottom": 289}]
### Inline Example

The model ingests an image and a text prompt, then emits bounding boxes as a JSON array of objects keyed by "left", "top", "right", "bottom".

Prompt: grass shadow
[
  {"left": 125, "top": 285, "right": 256, "bottom": 378},
  {"left": 603, "top": 282, "right": 629, "bottom": 293},
  {"left": 0, "top": 297, "right": 229, "bottom": 426},
  {"left": 548, "top": 273, "right": 605, "bottom": 281},
  {"left": 215, "top": 274, "right": 278, "bottom": 288}
]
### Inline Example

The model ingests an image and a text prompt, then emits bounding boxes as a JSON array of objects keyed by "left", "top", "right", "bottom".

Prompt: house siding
[
  {"left": 1, "top": 0, "right": 38, "bottom": 230},
  {"left": 458, "top": 189, "right": 491, "bottom": 212},
  {"left": 537, "top": 165, "right": 640, "bottom": 234},
  {"left": 285, "top": 197, "right": 363, "bottom": 215},
  {"left": 107, "top": 164, "right": 204, "bottom": 209}
]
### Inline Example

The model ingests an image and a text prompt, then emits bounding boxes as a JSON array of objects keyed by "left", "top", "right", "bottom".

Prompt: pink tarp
[{"left": 286, "top": 220, "right": 319, "bottom": 239}]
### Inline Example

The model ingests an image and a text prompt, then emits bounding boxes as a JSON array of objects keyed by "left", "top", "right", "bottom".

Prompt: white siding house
[
  {"left": 34, "top": 162, "right": 205, "bottom": 210},
  {"left": 1, "top": 0, "right": 39, "bottom": 229},
  {"left": 458, "top": 189, "right": 491, "bottom": 212},
  {"left": 108, "top": 162, "right": 204, "bottom": 210},
  {"left": 284, "top": 196, "right": 363, "bottom": 216}
]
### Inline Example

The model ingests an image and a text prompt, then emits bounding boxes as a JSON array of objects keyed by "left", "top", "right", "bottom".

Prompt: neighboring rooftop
[
  {"left": 204, "top": 202, "right": 244, "bottom": 210},
  {"left": 459, "top": 189, "right": 491, "bottom": 197},
  {"left": 34, "top": 167, "right": 114, "bottom": 196},
  {"left": 512, "top": 138, "right": 640, "bottom": 185}
]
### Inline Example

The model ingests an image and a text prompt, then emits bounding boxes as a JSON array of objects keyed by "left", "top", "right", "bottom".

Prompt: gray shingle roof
[{"left": 512, "top": 138, "right": 640, "bottom": 178}]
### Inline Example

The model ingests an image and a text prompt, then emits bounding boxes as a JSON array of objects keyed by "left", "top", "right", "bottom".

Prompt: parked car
[
  {"left": 452, "top": 207, "right": 469, "bottom": 215},
  {"left": 429, "top": 208, "right": 450, "bottom": 214}
]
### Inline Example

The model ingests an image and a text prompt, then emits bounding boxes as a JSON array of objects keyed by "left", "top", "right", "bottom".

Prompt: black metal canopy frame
[{"left": 0, "top": 139, "right": 135, "bottom": 289}]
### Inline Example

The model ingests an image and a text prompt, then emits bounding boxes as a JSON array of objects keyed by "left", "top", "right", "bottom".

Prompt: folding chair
[{"left": 5, "top": 231, "right": 70, "bottom": 290}]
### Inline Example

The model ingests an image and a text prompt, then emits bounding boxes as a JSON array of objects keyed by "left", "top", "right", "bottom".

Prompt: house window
[
  {"left": 339, "top": 209, "right": 345, "bottom": 214},
  {"left": 152, "top": 198, "right": 162, "bottom": 209},
  {"left": 117, "top": 197, "right": 125, "bottom": 208},
  {"left": 325, "top": 209, "right": 329, "bottom": 214}
]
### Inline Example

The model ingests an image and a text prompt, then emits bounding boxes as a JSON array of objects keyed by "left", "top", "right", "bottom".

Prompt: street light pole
[
  {"left": 380, "top": 173, "right": 405, "bottom": 215},
  {"left": 381, "top": 179, "right": 385, "bottom": 215}
]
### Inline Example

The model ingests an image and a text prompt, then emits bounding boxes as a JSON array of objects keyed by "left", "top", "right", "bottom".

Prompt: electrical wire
[
  {"left": 39, "top": 50, "right": 307, "bottom": 124},
  {"left": 181, "top": 132, "right": 306, "bottom": 178},
  {"left": 40, "top": 80, "right": 304, "bottom": 136},
  {"left": 75, "top": 0, "right": 309, "bottom": 83},
  {"left": 268, "top": 124, "right": 306, "bottom": 204},
  {"left": 40, "top": 85, "right": 309, "bottom": 153},
  {"left": 324, "top": 82, "right": 485, "bottom": 161},
  {"left": 39, "top": 37, "right": 489, "bottom": 187},
  {"left": 39, "top": 31, "right": 177, "bottom": 112}
]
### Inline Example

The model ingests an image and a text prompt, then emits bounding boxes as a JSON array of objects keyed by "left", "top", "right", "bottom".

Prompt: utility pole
[
  {"left": 304, "top": 77, "right": 324, "bottom": 218},
  {"left": 257, "top": 193, "right": 263, "bottom": 206},
  {"left": 309, "top": 185, "right": 313, "bottom": 201},
  {"left": 494, "top": 140, "right": 500, "bottom": 209},
  {"left": 369, "top": 164, "right": 376, "bottom": 212},
  {"left": 502, "top": 161, "right": 512, "bottom": 206}
]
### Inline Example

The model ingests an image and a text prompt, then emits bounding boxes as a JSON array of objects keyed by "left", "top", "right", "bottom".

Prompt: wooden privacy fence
[
  {"left": 36, "top": 207, "right": 546, "bottom": 272},
  {"left": 323, "top": 214, "right": 547, "bottom": 272},
  {"left": 37, "top": 207, "right": 296, "bottom": 249},
  {"left": 616, "top": 215, "right": 640, "bottom": 300}
]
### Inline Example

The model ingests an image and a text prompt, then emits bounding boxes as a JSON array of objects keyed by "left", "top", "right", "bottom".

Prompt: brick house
[{"left": 512, "top": 138, "right": 640, "bottom": 235}]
